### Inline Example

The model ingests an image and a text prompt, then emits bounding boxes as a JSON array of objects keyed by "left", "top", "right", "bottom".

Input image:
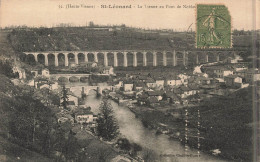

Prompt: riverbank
[
  {"left": 126, "top": 86, "right": 254, "bottom": 162},
  {"left": 128, "top": 106, "right": 236, "bottom": 161}
]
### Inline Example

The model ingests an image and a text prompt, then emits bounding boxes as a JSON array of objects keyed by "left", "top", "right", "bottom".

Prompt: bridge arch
[
  {"left": 69, "top": 76, "right": 80, "bottom": 83},
  {"left": 58, "top": 53, "right": 65, "bottom": 66},
  {"left": 196, "top": 52, "right": 205, "bottom": 64},
  {"left": 166, "top": 52, "right": 174, "bottom": 66},
  {"left": 176, "top": 52, "right": 184, "bottom": 65},
  {"left": 107, "top": 53, "right": 114, "bottom": 66},
  {"left": 97, "top": 53, "right": 104, "bottom": 65},
  {"left": 68, "top": 53, "right": 75, "bottom": 65},
  {"left": 58, "top": 77, "right": 69, "bottom": 83},
  {"left": 136, "top": 52, "right": 143, "bottom": 66},
  {"left": 87, "top": 53, "right": 95, "bottom": 62},
  {"left": 156, "top": 52, "right": 164, "bottom": 66},
  {"left": 126, "top": 52, "right": 134, "bottom": 67},
  {"left": 48, "top": 53, "right": 55, "bottom": 66},
  {"left": 117, "top": 52, "right": 124, "bottom": 67},
  {"left": 207, "top": 52, "right": 215, "bottom": 62},
  {"left": 80, "top": 77, "right": 89, "bottom": 83},
  {"left": 187, "top": 52, "right": 197, "bottom": 65},
  {"left": 26, "top": 54, "right": 36, "bottom": 65},
  {"left": 37, "top": 54, "right": 45, "bottom": 65},
  {"left": 146, "top": 52, "right": 153, "bottom": 66},
  {"left": 78, "top": 53, "right": 85, "bottom": 64}
]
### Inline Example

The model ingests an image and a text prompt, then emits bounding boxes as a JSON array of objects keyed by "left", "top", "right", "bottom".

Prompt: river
[{"left": 83, "top": 91, "right": 228, "bottom": 162}]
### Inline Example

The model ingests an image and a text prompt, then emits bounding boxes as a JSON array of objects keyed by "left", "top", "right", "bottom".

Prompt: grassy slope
[
  {"left": 186, "top": 87, "right": 254, "bottom": 161},
  {"left": 0, "top": 136, "right": 53, "bottom": 162},
  {"left": 132, "top": 87, "right": 254, "bottom": 161}
]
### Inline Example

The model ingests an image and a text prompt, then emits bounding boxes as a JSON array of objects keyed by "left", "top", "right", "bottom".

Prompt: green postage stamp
[{"left": 196, "top": 4, "right": 231, "bottom": 48}]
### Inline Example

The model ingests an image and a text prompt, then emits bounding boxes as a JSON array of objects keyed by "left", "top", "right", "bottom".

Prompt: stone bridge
[
  {"left": 50, "top": 73, "right": 109, "bottom": 83},
  {"left": 24, "top": 50, "right": 247, "bottom": 67},
  {"left": 69, "top": 85, "right": 113, "bottom": 96}
]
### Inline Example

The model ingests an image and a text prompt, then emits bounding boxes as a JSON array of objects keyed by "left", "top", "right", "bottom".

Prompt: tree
[
  {"left": 60, "top": 85, "right": 69, "bottom": 110},
  {"left": 0, "top": 60, "right": 18, "bottom": 78},
  {"left": 96, "top": 99, "right": 119, "bottom": 141}
]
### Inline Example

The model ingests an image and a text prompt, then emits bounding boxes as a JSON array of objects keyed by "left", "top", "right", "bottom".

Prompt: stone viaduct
[{"left": 23, "top": 50, "right": 246, "bottom": 67}]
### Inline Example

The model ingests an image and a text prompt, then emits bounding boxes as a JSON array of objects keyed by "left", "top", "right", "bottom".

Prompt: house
[
  {"left": 102, "top": 66, "right": 114, "bottom": 75},
  {"left": 173, "top": 88, "right": 182, "bottom": 97},
  {"left": 187, "top": 94, "right": 201, "bottom": 103},
  {"left": 166, "top": 76, "right": 182, "bottom": 87},
  {"left": 178, "top": 73, "right": 189, "bottom": 85},
  {"left": 12, "top": 66, "right": 26, "bottom": 79},
  {"left": 50, "top": 81, "right": 59, "bottom": 90},
  {"left": 57, "top": 112, "right": 74, "bottom": 124},
  {"left": 224, "top": 56, "right": 243, "bottom": 64},
  {"left": 201, "top": 77, "right": 212, "bottom": 85},
  {"left": 213, "top": 67, "right": 233, "bottom": 78},
  {"left": 163, "top": 91, "right": 181, "bottom": 104},
  {"left": 75, "top": 109, "right": 97, "bottom": 126},
  {"left": 224, "top": 75, "right": 243, "bottom": 87},
  {"left": 232, "top": 64, "right": 248, "bottom": 71},
  {"left": 146, "top": 96, "right": 159, "bottom": 107},
  {"left": 179, "top": 85, "right": 193, "bottom": 98},
  {"left": 146, "top": 78, "right": 156, "bottom": 88},
  {"left": 137, "top": 93, "right": 148, "bottom": 105},
  {"left": 188, "top": 84, "right": 200, "bottom": 95},
  {"left": 31, "top": 70, "right": 39, "bottom": 77},
  {"left": 114, "top": 80, "right": 123, "bottom": 89},
  {"left": 138, "top": 75, "right": 149, "bottom": 82},
  {"left": 233, "top": 69, "right": 247, "bottom": 78},
  {"left": 68, "top": 94, "right": 79, "bottom": 106},
  {"left": 244, "top": 69, "right": 260, "bottom": 83},
  {"left": 42, "top": 68, "right": 50, "bottom": 78},
  {"left": 123, "top": 81, "right": 134, "bottom": 92},
  {"left": 154, "top": 77, "right": 165, "bottom": 87},
  {"left": 146, "top": 90, "right": 163, "bottom": 101},
  {"left": 134, "top": 81, "right": 146, "bottom": 91}
]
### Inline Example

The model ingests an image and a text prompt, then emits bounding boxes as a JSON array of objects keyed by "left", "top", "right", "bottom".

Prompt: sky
[{"left": 0, "top": 0, "right": 259, "bottom": 30}]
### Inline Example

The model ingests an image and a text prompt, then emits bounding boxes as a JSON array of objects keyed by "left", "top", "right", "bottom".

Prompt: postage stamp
[{"left": 196, "top": 4, "right": 232, "bottom": 48}]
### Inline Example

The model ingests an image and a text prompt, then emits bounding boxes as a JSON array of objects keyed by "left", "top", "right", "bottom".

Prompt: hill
[
  {"left": 185, "top": 87, "right": 254, "bottom": 161},
  {"left": 0, "top": 136, "right": 53, "bottom": 162},
  {"left": 6, "top": 27, "right": 253, "bottom": 53}
]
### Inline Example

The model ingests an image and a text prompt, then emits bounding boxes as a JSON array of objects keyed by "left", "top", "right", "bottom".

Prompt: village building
[
  {"left": 12, "top": 66, "right": 26, "bottom": 79},
  {"left": 224, "top": 75, "right": 243, "bottom": 87},
  {"left": 42, "top": 68, "right": 50, "bottom": 78},
  {"left": 57, "top": 111, "right": 74, "bottom": 124},
  {"left": 179, "top": 85, "right": 193, "bottom": 98},
  {"left": 146, "top": 90, "right": 163, "bottom": 101},
  {"left": 163, "top": 91, "right": 181, "bottom": 104},
  {"left": 244, "top": 69, "right": 260, "bottom": 83},
  {"left": 154, "top": 77, "right": 165, "bottom": 87},
  {"left": 146, "top": 78, "right": 156, "bottom": 88},
  {"left": 213, "top": 67, "right": 233, "bottom": 78},
  {"left": 146, "top": 96, "right": 159, "bottom": 107},
  {"left": 137, "top": 93, "right": 148, "bottom": 105},
  {"left": 102, "top": 66, "right": 114, "bottom": 75},
  {"left": 134, "top": 81, "right": 146, "bottom": 91},
  {"left": 166, "top": 76, "right": 182, "bottom": 87},
  {"left": 75, "top": 108, "right": 97, "bottom": 127},
  {"left": 123, "top": 81, "right": 134, "bottom": 92}
]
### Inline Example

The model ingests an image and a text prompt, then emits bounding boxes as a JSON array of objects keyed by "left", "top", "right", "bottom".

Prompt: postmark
[{"left": 196, "top": 4, "right": 232, "bottom": 48}]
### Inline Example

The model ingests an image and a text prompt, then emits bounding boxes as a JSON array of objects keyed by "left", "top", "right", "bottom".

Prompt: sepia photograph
[{"left": 0, "top": 0, "right": 259, "bottom": 161}]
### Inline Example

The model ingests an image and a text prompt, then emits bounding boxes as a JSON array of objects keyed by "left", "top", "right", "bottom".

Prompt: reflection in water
[{"left": 83, "top": 91, "right": 227, "bottom": 162}]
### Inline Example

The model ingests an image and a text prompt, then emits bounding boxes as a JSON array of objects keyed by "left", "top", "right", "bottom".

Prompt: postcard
[{"left": 0, "top": 0, "right": 259, "bottom": 162}]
